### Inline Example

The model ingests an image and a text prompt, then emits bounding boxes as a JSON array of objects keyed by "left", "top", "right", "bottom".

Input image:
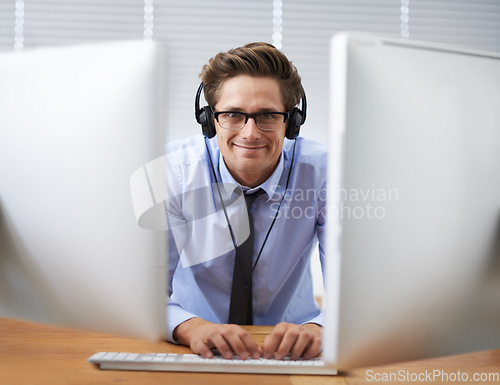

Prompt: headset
[{"left": 195, "top": 82, "right": 307, "bottom": 140}]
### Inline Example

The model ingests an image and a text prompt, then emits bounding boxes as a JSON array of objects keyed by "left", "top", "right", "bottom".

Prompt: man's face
[{"left": 214, "top": 75, "right": 287, "bottom": 188}]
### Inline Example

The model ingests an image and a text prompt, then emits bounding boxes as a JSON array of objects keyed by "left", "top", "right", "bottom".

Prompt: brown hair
[{"left": 199, "top": 42, "right": 303, "bottom": 111}]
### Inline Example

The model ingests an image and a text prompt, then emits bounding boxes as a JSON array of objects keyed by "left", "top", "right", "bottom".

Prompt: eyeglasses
[{"left": 213, "top": 110, "right": 289, "bottom": 132}]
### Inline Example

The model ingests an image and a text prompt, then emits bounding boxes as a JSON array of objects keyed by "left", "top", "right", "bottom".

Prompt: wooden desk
[{"left": 1, "top": 317, "right": 499, "bottom": 385}]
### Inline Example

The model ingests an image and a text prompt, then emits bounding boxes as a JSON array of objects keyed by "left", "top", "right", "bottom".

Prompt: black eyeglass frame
[{"left": 213, "top": 109, "right": 289, "bottom": 132}]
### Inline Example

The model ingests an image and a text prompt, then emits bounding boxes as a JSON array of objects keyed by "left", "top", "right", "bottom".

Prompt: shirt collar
[{"left": 218, "top": 151, "right": 285, "bottom": 201}]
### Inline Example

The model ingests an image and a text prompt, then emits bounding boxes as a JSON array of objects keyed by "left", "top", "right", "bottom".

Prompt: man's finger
[
  {"left": 290, "top": 330, "right": 313, "bottom": 359},
  {"left": 214, "top": 325, "right": 260, "bottom": 360},
  {"left": 210, "top": 332, "right": 235, "bottom": 359},
  {"left": 191, "top": 338, "right": 214, "bottom": 359},
  {"left": 238, "top": 329, "right": 262, "bottom": 359},
  {"left": 274, "top": 325, "right": 300, "bottom": 360},
  {"left": 302, "top": 334, "right": 322, "bottom": 359},
  {"left": 262, "top": 322, "right": 290, "bottom": 359}
]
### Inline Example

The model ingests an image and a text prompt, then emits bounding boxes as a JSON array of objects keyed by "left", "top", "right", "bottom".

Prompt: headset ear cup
[
  {"left": 200, "top": 106, "right": 216, "bottom": 138},
  {"left": 195, "top": 83, "right": 216, "bottom": 138},
  {"left": 286, "top": 107, "right": 302, "bottom": 140}
]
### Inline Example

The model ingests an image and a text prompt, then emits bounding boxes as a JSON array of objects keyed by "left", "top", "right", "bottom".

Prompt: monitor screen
[
  {"left": 0, "top": 41, "right": 167, "bottom": 341},
  {"left": 325, "top": 33, "right": 500, "bottom": 368}
]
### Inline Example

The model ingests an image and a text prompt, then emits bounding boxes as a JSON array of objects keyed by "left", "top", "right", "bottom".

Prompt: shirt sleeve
[
  {"left": 165, "top": 228, "right": 200, "bottom": 343},
  {"left": 166, "top": 303, "right": 199, "bottom": 343},
  {"left": 302, "top": 311, "right": 325, "bottom": 327},
  {"left": 163, "top": 152, "right": 200, "bottom": 343}
]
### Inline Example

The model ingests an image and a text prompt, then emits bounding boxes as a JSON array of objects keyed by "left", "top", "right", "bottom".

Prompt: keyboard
[{"left": 88, "top": 352, "right": 338, "bottom": 375}]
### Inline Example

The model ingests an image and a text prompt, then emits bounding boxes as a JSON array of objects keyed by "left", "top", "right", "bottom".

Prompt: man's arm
[{"left": 173, "top": 317, "right": 262, "bottom": 360}]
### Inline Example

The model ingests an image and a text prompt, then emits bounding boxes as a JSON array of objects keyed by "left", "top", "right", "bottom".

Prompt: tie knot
[{"left": 244, "top": 188, "right": 264, "bottom": 209}]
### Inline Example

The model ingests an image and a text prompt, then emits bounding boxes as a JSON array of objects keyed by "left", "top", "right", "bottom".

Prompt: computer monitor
[
  {"left": 325, "top": 32, "right": 500, "bottom": 369},
  {"left": 0, "top": 40, "right": 167, "bottom": 341}
]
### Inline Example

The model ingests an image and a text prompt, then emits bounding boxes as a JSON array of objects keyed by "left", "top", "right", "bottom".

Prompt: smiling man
[
  {"left": 213, "top": 75, "right": 287, "bottom": 189},
  {"left": 165, "top": 42, "right": 327, "bottom": 361}
]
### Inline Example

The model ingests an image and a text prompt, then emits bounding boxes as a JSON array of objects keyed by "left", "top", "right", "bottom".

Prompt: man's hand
[
  {"left": 173, "top": 317, "right": 262, "bottom": 360},
  {"left": 262, "top": 322, "right": 322, "bottom": 360}
]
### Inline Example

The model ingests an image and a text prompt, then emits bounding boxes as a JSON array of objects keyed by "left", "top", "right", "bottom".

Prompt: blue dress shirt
[{"left": 165, "top": 135, "right": 327, "bottom": 342}]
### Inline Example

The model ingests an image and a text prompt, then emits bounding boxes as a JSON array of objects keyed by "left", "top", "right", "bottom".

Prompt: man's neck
[
  {"left": 232, "top": 172, "right": 271, "bottom": 189},
  {"left": 223, "top": 161, "right": 277, "bottom": 189}
]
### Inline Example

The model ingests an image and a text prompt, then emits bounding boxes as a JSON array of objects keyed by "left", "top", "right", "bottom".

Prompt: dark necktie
[{"left": 228, "top": 189, "right": 262, "bottom": 325}]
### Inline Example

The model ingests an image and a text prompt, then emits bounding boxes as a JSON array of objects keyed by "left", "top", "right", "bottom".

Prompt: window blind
[
  {"left": 410, "top": 0, "right": 500, "bottom": 52},
  {"left": 0, "top": 1, "right": 15, "bottom": 51},
  {"left": 282, "top": 0, "right": 401, "bottom": 141},
  {"left": 154, "top": 0, "right": 273, "bottom": 141},
  {"left": 22, "top": 0, "right": 144, "bottom": 48}
]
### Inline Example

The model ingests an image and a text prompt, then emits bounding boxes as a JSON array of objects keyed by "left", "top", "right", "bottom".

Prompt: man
[{"left": 165, "top": 42, "right": 327, "bottom": 361}]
